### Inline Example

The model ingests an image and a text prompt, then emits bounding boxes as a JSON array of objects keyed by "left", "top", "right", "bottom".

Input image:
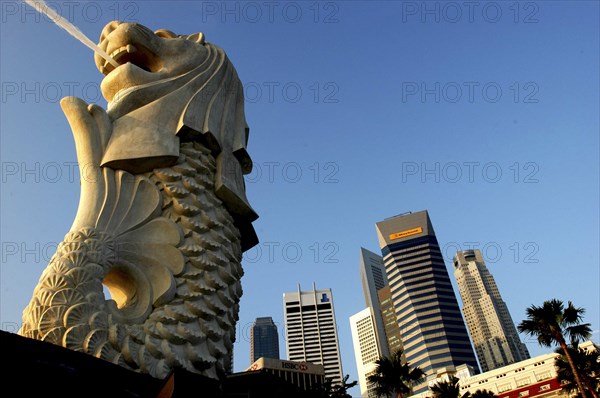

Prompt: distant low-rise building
[
  {"left": 411, "top": 341, "right": 597, "bottom": 398},
  {"left": 464, "top": 341, "right": 595, "bottom": 398},
  {"left": 458, "top": 343, "right": 597, "bottom": 398},
  {"left": 245, "top": 357, "right": 325, "bottom": 392}
]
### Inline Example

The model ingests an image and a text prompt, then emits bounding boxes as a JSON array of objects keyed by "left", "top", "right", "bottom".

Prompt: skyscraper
[
  {"left": 359, "top": 247, "right": 390, "bottom": 358},
  {"left": 350, "top": 308, "right": 381, "bottom": 398},
  {"left": 360, "top": 247, "right": 389, "bottom": 310},
  {"left": 377, "top": 286, "right": 403, "bottom": 355},
  {"left": 250, "top": 317, "right": 280, "bottom": 363},
  {"left": 375, "top": 210, "right": 479, "bottom": 392},
  {"left": 283, "top": 284, "right": 344, "bottom": 386},
  {"left": 453, "top": 249, "right": 530, "bottom": 371}
]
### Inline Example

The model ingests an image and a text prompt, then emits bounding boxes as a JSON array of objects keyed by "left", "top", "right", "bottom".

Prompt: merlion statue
[{"left": 19, "top": 21, "right": 258, "bottom": 380}]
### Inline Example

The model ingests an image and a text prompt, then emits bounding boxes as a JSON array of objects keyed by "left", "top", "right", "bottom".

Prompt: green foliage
[
  {"left": 310, "top": 374, "right": 358, "bottom": 398},
  {"left": 463, "top": 389, "right": 497, "bottom": 398},
  {"left": 430, "top": 376, "right": 461, "bottom": 398},
  {"left": 517, "top": 299, "right": 591, "bottom": 347},
  {"left": 518, "top": 299, "right": 596, "bottom": 398},
  {"left": 555, "top": 344, "right": 600, "bottom": 398},
  {"left": 430, "top": 376, "right": 496, "bottom": 398},
  {"left": 367, "top": 350, "right": 425, "bottom": 398}
]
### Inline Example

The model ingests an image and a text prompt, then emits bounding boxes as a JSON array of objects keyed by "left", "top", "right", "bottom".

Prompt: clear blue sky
[{"left": 1, "top": 1, "right": 598, "bottom": 395}]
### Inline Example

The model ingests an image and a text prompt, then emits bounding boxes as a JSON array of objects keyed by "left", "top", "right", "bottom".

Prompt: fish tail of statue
[{"left": 20, "top": 136, "right": 245, "bottom": 379}]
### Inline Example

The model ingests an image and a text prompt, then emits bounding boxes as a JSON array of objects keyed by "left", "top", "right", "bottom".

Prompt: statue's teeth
[
  {"left": 109, "top": 45, "right": 138, "bottom": 60},
  {"left": 100, "top": 44, "right": 141, "bottom": 75},
  {"left": 101, "top": 60, "right": 116, "bottom": 76},
  {"left": 110, "top": 48, "right": 123, "bottom": 59}
]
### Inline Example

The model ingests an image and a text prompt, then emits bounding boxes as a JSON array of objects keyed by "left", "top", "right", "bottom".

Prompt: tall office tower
[
  {"left": 359, "top": 248, "right": 390, "bottom": 358},
  {"left": 283, "top": 284, "right": 344, "bottom": 386},
  {"left": 377, "top": 286, "right": 403, "bottom": 355},
  {"left": 453, "top": 250, "right": 530, "bottom": 372},
  {"left": 350, "top": 308, "right": 382, "bottom": 398},
  {"left": 250, "top": 317, "right": 280, "bottom": 363},
  {"left": 375, "top": 210, "right": 479, "bottom": 393}
]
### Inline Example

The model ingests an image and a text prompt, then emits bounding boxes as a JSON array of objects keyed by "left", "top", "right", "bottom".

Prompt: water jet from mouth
[{"left": 24, "top": 0, "right": 119, "bottom": 68}]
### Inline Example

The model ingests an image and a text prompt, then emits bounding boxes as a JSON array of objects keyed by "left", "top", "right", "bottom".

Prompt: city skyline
[{"left": 1, "top": 3, "right": 598, "bottom": 397}]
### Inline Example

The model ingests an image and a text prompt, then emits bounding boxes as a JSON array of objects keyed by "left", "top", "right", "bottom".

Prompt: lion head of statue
[
  {"left": 96, "top": 22, "right": 209, "bottom": 106},
  {"left": 90, "top": 21, "right": 257, "bottom": 249}
]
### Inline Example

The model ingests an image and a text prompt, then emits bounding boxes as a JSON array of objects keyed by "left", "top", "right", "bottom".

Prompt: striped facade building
[
  {"left": 375, "top": 211, "right": 479, "bottom": 393},
  {"left": 283, "top": 284, "right": 344, "bottom": 386}
]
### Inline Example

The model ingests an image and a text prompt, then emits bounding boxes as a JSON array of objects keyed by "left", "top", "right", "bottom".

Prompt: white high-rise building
[
  {"left": 350, "top": 308, "right": 381, "bottom": 398},
  {"left": 283, "top": 284, "right": 344, "bottom": 386},
  {"left": 453, "top": 249, "right": 530, "bottom": 372}
]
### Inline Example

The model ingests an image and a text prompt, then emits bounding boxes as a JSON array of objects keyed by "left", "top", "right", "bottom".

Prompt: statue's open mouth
[
  {"left": 94, "top": 22, "right": 164, "bottom": 78},
  {"left": 97, "top": 42, "right": 161, "bottom": 76},
  {"left": 94, "top": 22, "right": 211, "bottom": 106},
  {"left": 95, "top": 23, "right": 170, "bottom": 103}
]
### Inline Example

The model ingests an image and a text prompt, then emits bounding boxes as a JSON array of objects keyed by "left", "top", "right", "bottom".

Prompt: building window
[
  {"left": 516, "top": 378, "right": 531, "bottom": 388},
  {"left": 536, "top": 371, "right": 552, "bottom": 381},
  {"left": 497, "top": 383, "right": 512, "bottom": 393}
]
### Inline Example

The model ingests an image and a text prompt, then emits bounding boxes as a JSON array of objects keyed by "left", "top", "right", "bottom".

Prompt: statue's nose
[{"left": 99, "top": 21, "right": 122, "bottom": 43}]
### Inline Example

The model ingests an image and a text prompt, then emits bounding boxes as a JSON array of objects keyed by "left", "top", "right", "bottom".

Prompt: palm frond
[{"left": 565, "top": 323, "right": 592, "bottom": 345}]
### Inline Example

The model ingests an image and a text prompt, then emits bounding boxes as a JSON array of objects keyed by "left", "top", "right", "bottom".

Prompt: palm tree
[
  {"left": 467, "top": 390, "right": 498, "bottom": 398},
  {"left": 555, "top": 344, "right": 600, "bottom": 398},
  {"left": 430, "top": 377, "right": 487, "bottom": 398},
  {"left": 367, "top": 350, "right": 425, "bottom": 398},
  {"left": 311, "top": 374, "right": 358, "bottom": 398},
  {"left": 517, "top": 299, "right": 594, "bottom": 398},
  {"left": 330, "top": 374, "right": 358, "bottom": 397},
  {"left": 431, "top": 376, "right": 462, "bottom": 398}
]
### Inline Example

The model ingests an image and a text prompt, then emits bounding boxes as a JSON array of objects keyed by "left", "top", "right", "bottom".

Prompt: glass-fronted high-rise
[{"left": 250, "top": 317, "right": 280, "bottom": 363}]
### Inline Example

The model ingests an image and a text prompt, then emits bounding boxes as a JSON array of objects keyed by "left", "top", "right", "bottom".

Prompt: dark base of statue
[{"left": 2, "top": 331, "right": 318, "bottom": 397}]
